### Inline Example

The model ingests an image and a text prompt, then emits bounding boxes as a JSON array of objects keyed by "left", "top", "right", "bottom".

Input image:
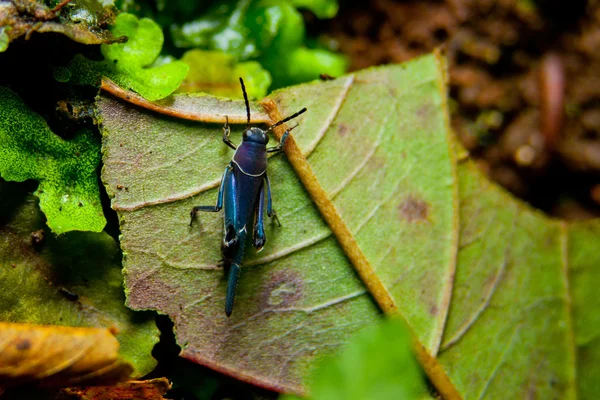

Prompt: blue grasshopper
[{"left": 190, "top": 78, "right": 307, "bottom": 317}]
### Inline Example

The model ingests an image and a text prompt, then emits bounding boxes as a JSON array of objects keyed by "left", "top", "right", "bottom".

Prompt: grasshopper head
[{"left": 242, "top": 127, "right": 269, "bottom": 145}]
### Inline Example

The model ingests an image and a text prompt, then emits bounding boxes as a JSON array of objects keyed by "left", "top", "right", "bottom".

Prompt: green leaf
[
  {"left": 0, "top": 87, "right": 105, "bottom": 234},
  {"left": 99, "top": 54, "right": 598, "bottom": 398},
  {"left": 263, "top": 46, "right": 348, "bottom": 88},
  {"left": 0, "top": 188, "right": 158, "bottom": 376},
  {"left": 60, "top": 13, "right": 188, "bottom": 101},
  {"left": 178, "top": 49, "right": 271, "bottom": 98},
  {"left": 0, "top": 28, "right": 9, "bottom": 52},
  {"left": 282, "top": 317, "right": 426, "bottom": 400},
  {"left": 569, "top": 222, "right": 600, "bottom": 398},
  {"left": 102, "top": 13, "right": 163, "bottom": 67},
  {"left": 101, "top": 13, "right": 189, "bottom": 101}
]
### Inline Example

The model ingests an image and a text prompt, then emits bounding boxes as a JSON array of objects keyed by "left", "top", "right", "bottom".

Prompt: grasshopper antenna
[
  {"left": 266, "top": 107, "right": 307, "bottom": 133},
  {"left": 239, "top": 77, "right": 251, "bottom": 128}
]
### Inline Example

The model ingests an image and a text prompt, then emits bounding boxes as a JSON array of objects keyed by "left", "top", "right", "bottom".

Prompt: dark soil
[{"left": 314, "top": 0, "right": 600, "bottom": 219}]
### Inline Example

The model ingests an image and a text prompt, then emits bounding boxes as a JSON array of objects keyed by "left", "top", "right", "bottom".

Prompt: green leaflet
[
  {"left": 60, "top": 13, "right": 189, "bottom": 101},
  {"left": 0, "top": 87, "right": 105, "bottom": 234},
  {"left": 102, "top": 13, "right": 189, "bottom": 100},
  {"left": 0, "top": 189, "right": 158, "bottom": 376},
  {"left": 0, "top": 28, "right": 9, "bottom": 53}
]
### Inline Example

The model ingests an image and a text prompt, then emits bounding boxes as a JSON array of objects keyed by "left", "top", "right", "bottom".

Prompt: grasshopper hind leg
[{"left": 225, "top": 263, "right": 241, "bottom": 317}]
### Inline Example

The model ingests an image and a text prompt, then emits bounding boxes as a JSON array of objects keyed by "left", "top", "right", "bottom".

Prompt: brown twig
[
  {"left": 260, "top": 94, "right": 462, "bottom": 400},
  {"left": 100, "top": 78, "right": 270, "bottom": 124},
  {"left": 51, "top": 0, "right": 73, "bottom": 14}
]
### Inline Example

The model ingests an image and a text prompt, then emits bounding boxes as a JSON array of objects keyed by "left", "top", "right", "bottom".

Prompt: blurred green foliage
[
  {"left": 57, "top": 13, "right": 189, "bottom": 101},
  {"left": 179, "top": 49, "right": 271, "bottom": 98},
  {"left": 282, "top": 318, "right": 427, "bottom": 400},
  {"left": 118, "top": 0, "right": 347, "bottom": 93}
]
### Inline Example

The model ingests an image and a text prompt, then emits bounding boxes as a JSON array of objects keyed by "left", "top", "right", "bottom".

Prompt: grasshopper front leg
[
  {"left": 222, "top": 116, "right": 237, "bottom": 150},
  {"left": 264, "top": 174, "right": 280, "bottom": 227},
  {"left": 266, "top": 123, "right": 298, "bottom": 153},
  {"left": 189, "top": 165, "right": 232, "bottom": 226}
]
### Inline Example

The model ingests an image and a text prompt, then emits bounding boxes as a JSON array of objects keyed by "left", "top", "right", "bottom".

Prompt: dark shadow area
[
  {"left": 149, "top": 315, "right": 278, "bottom": 400},
  {"left": 0, "top": 178, "right": 38, "bottom": 226}
]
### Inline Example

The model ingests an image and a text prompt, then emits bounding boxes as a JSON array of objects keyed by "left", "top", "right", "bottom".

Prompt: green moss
[{"left": 0, "top": 87, "right": 105, "bottom": 234}]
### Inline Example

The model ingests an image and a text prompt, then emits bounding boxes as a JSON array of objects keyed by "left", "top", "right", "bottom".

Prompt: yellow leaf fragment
[{"left": 0, "top": 322, "right": 132, "bottom": 388}]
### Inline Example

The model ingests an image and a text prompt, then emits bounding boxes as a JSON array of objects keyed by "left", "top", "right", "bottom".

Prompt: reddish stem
[{"left": 539, "top": 53, "right": 565, "bottom": 150}]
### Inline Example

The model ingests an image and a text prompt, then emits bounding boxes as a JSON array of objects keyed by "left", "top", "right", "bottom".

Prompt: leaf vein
[
  {"left": 303, "top": 76, "right": 354, "bottom": 158},
  {"left": 476, "top": 322, "right": 523, "bottom": 400},
  {"left": 113, "top": 177, "right": 221, "bottom": 211},
  {"left": 329, "top": 109, "right": 392, "bottom": 199},
  {"left": 440, "top": 218, "right": 516, "bottom": 351}
]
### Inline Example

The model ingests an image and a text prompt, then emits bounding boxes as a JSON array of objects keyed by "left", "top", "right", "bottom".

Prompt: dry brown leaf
[
  {"left": 0, "top": 322, "right": 132, "bottom": 388},
  {"left": 59, "top": 378, "right": 171, "bottom": 400}
]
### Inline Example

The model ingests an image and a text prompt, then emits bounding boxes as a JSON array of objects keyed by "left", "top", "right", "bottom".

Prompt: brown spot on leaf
[
  {"left": 397, "top": 195, "right": 430, "bottom": 222},
  {"left": 430, "top": 305, "right": 438, "bottom": 316},
  {"left": 338, "top": 123, "right": 349, "bottom": 137},
  {"left": 261, "top": 271, "right": 303, "bottom": 309},
  {"left": 417, "top": 103, "right": 433, "bottom": 121},
  {"left": 15, "top": 339, "right": 31, "bottom": 351},
  {"left": 366, "top": 155, "right": 386, "bottom": 172}
]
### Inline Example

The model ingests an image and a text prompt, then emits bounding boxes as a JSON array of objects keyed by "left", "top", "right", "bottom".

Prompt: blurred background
[
  {"left": 320, "top": 0, "right": 600, "bottom": 221},
  {"left": 313, "top": 0, "right": 600, "bottom": 220}
]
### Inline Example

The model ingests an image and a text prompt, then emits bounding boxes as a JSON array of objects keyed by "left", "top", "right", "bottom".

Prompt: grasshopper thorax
[{"left": 242, "top": 127, "right": 269, "bottom": 145}]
